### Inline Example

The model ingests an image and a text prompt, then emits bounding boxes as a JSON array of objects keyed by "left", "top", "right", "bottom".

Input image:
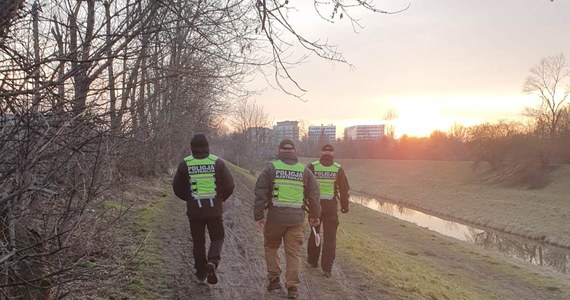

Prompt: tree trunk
[
  {"left": 105, "top": 1, "right": 119, "bottom": 132},
  {"left": 72, "top": 0, "right": 96, "bottom": 115}
]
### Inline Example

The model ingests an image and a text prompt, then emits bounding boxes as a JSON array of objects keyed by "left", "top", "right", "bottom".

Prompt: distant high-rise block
[
  {"left": 272, "top": 120, "right": 299, "bottom": 145},
  {"left": 308, "top": 124, "right": 336, "bottom": 142},
  {"left": 344, "top": 124, "right": 385, "bottom": 140}
]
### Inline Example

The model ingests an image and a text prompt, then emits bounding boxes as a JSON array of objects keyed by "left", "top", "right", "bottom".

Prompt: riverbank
[
  {"left": 337, "top": 201, "right": 570, "bottom": 299},
  {"left": 105, "top": 162, "right": 570, "bottom": 299},
  {"left": 333, "top": 159, "right": 570, "bottom": 249}
]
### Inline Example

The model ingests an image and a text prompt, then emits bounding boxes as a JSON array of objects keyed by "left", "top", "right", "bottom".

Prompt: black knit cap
[
  {"left": 191, "top": 133, "right": 209, "bottom": 149},
  {"left": 321, "top": 144, "right": 334, "bottom": 152},
  {"left": 279, "top": 139, "right": 295, "bottom": 150}
]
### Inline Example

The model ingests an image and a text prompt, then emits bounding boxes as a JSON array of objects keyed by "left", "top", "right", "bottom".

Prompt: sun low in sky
[
  {"left": 383, "top": 95, "right": 538, "bottom": 137},
  {"left": 247, "top": 0, "right": 570, "bottom": 138}
]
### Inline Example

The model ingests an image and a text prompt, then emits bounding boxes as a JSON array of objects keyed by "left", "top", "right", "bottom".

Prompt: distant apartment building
[
  {"left": 272, "top": 120, "right": 299, "bottom": 144},
  {"left": 344, "top": 124, "right": 385, "bottom": 140},
  {"left": 308, "top": 124, "right": 336, "bottom": 142}
]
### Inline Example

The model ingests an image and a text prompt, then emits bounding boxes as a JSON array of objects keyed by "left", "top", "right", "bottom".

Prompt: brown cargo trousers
[{"left": 264, "top": 222, "right": 304, "bottom": 289}]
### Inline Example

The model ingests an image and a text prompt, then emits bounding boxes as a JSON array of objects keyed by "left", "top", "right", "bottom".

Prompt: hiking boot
[
  {"left": 323, "top": 271, "right": 332, "bottom": 278},
  {"left": 287, "top": 287, "right": 298, "bottom": 299},
  {"left": 267, "top": 278, "right": 281, "bottom": 291},
  {"left": 205, "top": 262, "right": 218, "bottom": 284}
]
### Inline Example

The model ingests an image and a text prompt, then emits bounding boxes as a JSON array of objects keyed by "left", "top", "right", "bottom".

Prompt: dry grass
[{"left": 333, "top": 159, "right": 570, "bottom": 248}]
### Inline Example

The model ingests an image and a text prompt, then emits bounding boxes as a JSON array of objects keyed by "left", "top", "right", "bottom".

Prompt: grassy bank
[
  {"left": 104, "top": 177, "right": 172, "bottom": 299},
  {"left": 129, "top": 187, "right": 170, "bottom": 298},
  {"left": 336, "top": 201, "right": 570, "bottom": 299},
  {"left": 331, "top": 159, "right": 570, "bottom": 248}
]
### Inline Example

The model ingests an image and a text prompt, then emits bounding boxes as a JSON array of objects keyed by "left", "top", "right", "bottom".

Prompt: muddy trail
[{"left": 149, "top": 169, "right": 379, "bottom": 300}]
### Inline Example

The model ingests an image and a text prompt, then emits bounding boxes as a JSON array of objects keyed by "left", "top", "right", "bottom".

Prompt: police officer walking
[
  {"left": 307, "top": 144, "right": 350, "bottom": 278},
  {"left": 172, "top": 134, "right": 235, "bottom": 285},
  {"left": 254, "top": 139, "right": 321, "bottom": 299}
]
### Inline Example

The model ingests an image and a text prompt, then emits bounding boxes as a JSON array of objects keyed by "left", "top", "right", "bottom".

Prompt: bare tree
[
  {"left": 523, "top": 53, "right": 570, "bottom": 138},
  {"left": 230, "top": 99, "right": 270, "bottom": 133},
  {"left": 254, "top": 0, "right": 408, "bottom": 97},
  {"left": 383, "top": 109, "right": 398, "bottom": 138},
  {"left": 229, "top": 98, "right": 272, "bottom": 169},
  {"left": 449, "top": 122, "right": 467, "bottom": 142}
]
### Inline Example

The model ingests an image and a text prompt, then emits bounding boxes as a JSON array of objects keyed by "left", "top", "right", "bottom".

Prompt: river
[{"left": 351, "top": 194, "right": 570, "bottom": 275}]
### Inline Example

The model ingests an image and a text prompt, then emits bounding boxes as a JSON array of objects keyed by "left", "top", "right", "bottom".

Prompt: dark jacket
[
  {"left": 307, "top": 154, "right": 350, "bottom": 218},
  {"left": 172, "top": 148, "right": 234, "bottom": 220},
  {"left": 254, "top": 152, "right": 321, "bottom": 226}
]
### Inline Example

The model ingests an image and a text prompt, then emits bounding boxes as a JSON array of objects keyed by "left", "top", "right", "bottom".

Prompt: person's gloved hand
[
  {"left": 341, "top": 207, "right": 349, "bottom": 214},
  {"left": 309, "top": 218, "right": 320, "bottom": 227}
]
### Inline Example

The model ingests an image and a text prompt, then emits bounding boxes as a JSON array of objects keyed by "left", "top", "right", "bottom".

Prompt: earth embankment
[{"left": 112, "top": 161, "right": 570, "bottom": 299}]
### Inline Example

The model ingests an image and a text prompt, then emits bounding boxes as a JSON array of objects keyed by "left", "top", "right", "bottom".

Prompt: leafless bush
[
  {"left": 0, "top": 108, "right": 129, "bottom": 298},
  {"left": 466, "top": 120, "right": 526, "bottom": 171},
  {"left": 467, "top": 124, "right": 555, "bottom": 189}
]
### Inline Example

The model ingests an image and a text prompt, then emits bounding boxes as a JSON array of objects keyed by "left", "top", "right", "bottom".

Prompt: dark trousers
[
  {"left": 307, "top": 211, "right": 339, "bottom": 273},
  {"left": 189, "top": 216, "right": 224, "bottom": 278}
]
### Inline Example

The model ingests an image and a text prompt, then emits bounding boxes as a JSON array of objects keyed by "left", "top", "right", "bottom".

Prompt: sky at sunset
[{"left": 247, "top": 0, "right": 570, "bottom": 138}]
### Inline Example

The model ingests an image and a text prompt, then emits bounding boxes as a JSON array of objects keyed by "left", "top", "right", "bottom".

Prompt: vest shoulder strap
[
  {"left": 185, "top": 154, "right": 218, "bottom": 163},
  {"left": 313, "top": 161, "right": 340, "bottom": 171}
]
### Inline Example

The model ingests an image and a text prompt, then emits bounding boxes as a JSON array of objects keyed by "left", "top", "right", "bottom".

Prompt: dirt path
[{"left": 150, "top": 169, "right": 380, "bottom": 300}]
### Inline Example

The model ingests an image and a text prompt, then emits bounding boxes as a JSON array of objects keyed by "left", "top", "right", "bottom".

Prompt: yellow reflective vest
[
  {"left": 272, "top": 160, "right": 305, "bottom": 208},
  {"left": 185, "top": 154, "right": 218, "bottom": 207},
  {"left": 312, "top": 160, "right": 340, "bottom": 200}
]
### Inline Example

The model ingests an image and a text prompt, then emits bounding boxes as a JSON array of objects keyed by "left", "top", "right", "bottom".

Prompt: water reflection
[{"left": 351, "top": 195, "right": 570, "bottom": 275}]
